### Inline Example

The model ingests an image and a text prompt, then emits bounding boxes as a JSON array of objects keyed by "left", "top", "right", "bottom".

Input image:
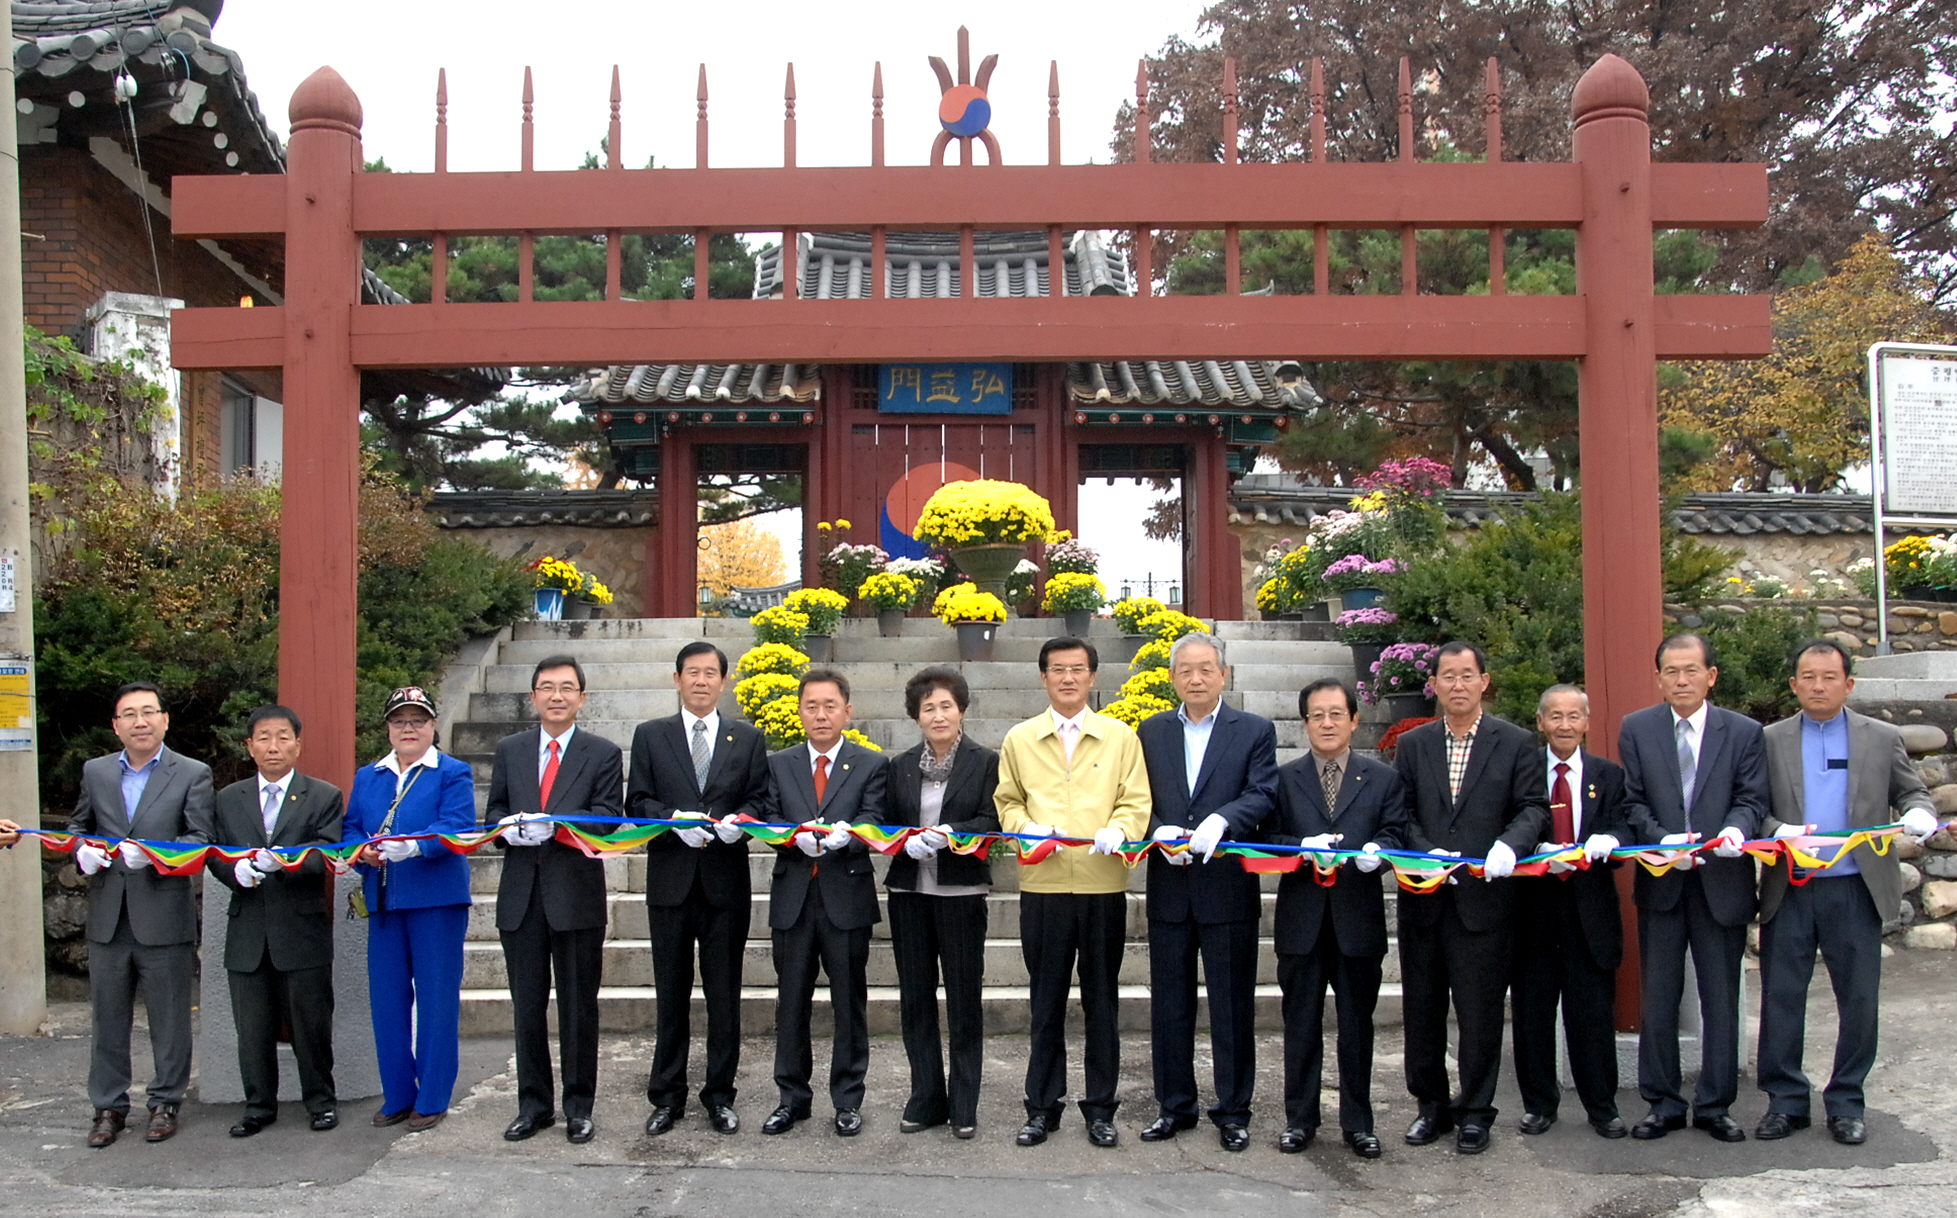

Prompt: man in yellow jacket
[{"left": 995, "top": 636, "right": 1151, "bottom": 1150}]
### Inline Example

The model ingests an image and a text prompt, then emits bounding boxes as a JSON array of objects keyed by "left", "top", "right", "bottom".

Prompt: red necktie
[
  {"left": 540, "top": 738, "right": 561, "bottom": 811},
  {"left": 1551, "top": 761, "right": 1574, "bottom": 843},
  {"left": 813, "top": 754, "right": 829, "bottom": 805}
]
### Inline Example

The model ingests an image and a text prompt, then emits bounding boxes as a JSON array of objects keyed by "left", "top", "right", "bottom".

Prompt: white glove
[
  {"left": 1537, "top": 842, "right": 1575, "bottom": 875},
  {"left": 1773, "top": 822, "right": 1812, "bottom": 840},
  {"left": 1436, "top": 848, "right": 1462, "bottom": 884},
  {"left": 497, "top": 814, "right": 527, "bottom": 845},
  {"left": 1300, "top": 832, "right": 1343, "bottom": 852},
  {"left": 1482, "top": 839, "right": 1517, "bottom": 880},
  {"left": 714, "top": 815, "right": 745, "bottom": 844},
  {"left": 1187, "top": 814, "right": 1229, "bottom": 862},
  {"left": 673, "top": 811, "right": 713, "bottom": 849},
  {"left": 118, "top": 839, "right": 151, "bottom": 869},
  {"left": 377, "top": 838, "right": 420, "bottom": 863},
  {"left": 904, "top": 831, "right": 940, "bottom": 860},
  {"left": 1152, "top": 824, "right": 1190, "bottom": 844},
  {"left": 1582, "top": 833, "right": 1619, "bottom": 863},
  {"left": 1354, "top": 841, "right": 1383, "bottom": 872},
  {"left": 820, "top": 823, "right": 854, "bottom": 853},
  {"left": 75, "top": 843, "right": 112, "bottom": 876},
  {"left": 1019, "top": 823, "right": 1055, "bottom": 840},
  {"left": 519, "top": 816, "right": 554, "bottom": 846},
  {"left": 1901, "top": 807, "right": 1940, "bottom": 841},
  {"left": 1711, "top": 825, "right": 1747, "bottom": 858},
  {"left": 1659, "top": 831, "right": 1700, "bottom": 869},
  {"left": 795, "top": 830, "right": 823, "bottom": 857},
  {"left": 233, "top": 857, "right": 263, "bottom": 888},
  {"left": 250, "top": 848, "right": 283, "bottom": 874},
  {"left": 1089, "top": 826, "right": 1126, "bottom": 855}
]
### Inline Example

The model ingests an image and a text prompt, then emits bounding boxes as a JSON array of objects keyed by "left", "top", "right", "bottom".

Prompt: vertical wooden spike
[
  {"left": 1397, "top": 56, "right": 1413, "bottom": 162},
  {"left": 1134, "top": 60, "right": 1150, "bottom": 165},
  {"left": 607, "top": 66, "right": 621, "bottom": 170},
  {"left": 1486, "top": 58, "right": 1505, "bottom": 295},
  {"left": 695, "top": 64, "right": 709, "bottom": 169},
  {"left": 521, "top": 66, "right": 534, "bottom": 172},
  {"left": 519, "top": 66, "right": 534, "bottom": 304},
  {"left": 434, "top": 68, "right": 448, "bottom": 173},
  {"left": 957, "top": 25, "right": 971, "bottom": 85},
  {"left": 783, "top": 63, "right": 796, "bottom": 170},
  {"left": 1047, "top": 60, "right": 1061, "bottom": 167},
  {"left": 1309, "top": 57, "right": 1325, "bottom": 163},
  {"left": 871, "top": 62, "right": 885, "bottom": 168},
  {"left": 1222, "top": 56, "right": 1239, "bottom": 167},
  {"left": 783, "top": 63, "right": 797, "bottom": 304},
  {"left": 1311, "top": 57, "right": 1327, "bottom": 295}
]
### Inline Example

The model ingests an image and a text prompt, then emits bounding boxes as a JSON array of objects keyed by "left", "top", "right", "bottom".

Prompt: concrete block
[{"left": 1903, "top": 922, "right": 1957, "bottom": 950}]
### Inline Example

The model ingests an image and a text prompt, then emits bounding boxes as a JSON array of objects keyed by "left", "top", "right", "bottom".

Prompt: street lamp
[
  {"left": 1167, "top": 581, "right": 1181, "bottom": 605},
  {"left": 698, "top": 581, "right": 712, "bottom": 615}
]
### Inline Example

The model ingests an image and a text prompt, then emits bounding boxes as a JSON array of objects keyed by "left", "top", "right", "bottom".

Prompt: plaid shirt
[{"left": 1445, "top": 713, "right": 1483, "bottom": 801}]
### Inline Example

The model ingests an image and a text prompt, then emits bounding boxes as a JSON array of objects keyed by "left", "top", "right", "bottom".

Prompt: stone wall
[
  {"left": 457, "top": 525, "right": 656, "bottom": 620},
  {"left": 1895, "top": 753, "right": 1957, "bottom": 951},
  {"left": 1665, "top": 599, "right": 1957, "bottom": 657}
]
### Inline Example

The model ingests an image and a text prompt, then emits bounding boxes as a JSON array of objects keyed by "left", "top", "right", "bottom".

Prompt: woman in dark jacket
[{"left": 885, "top": 666, "right": 1000, "bottom": 1139}]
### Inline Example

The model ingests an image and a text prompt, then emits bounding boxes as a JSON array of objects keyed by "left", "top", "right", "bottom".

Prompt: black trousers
[
  {"left": 1278, "top": 917, "right": 1384, "bottom": 1133},
  {"left": 1399, "top": 889, "right": 1512, "bottom": 1129},
  {"left": 1509, "top": 879, "right": 1620, "bottom": 1123},
  {"left": 888, "top": 890, "right": 988, "bottom": 1127},
  {"left": 1637, "top": 871, "right": 1746, "bottom": 1121},
  {"left": 87, "top": 906, "right": 195, "bottom": 1114},
  {"left": 500, "top": 884, "right": 604, "bottom": 1121},
  {"left": 772, "top": 881, "right": 871, "bottom": 1113},
  {"left": 1149, "top": 914, "right": 1259, "bottom": 1126},
  {"left": 1020, "top": 890, "right": 1126, "bottom": 1123},
  {"left": 229, "top": 947, "right": 336, "bottom": 1120},
  {"left": 645, "top": 875, "right": 748, "bottom": 1112},
  {"left": 1757, "top": 875, "right": 1882, "bottom": 1120}
]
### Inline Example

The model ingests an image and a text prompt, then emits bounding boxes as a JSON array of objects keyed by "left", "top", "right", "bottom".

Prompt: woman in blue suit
[{"left": 341, "top": 687, "right": 477, "bottom": 1131}]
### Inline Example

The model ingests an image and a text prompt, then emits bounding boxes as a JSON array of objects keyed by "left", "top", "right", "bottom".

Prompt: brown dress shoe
[
  {"left": 145, "top": 1106, "right": 179, "bottom": 1143},
  {"left": 87, "top": 1109, "right": 125, "bottom": 1148},
  {"left": 405, "top": 1110, "right": 446, "bottom": 1132},
  {"left": 372, "top": 1107, "right": 413, "bottom": 1127}
]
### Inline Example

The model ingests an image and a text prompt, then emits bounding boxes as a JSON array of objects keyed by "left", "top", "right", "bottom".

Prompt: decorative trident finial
[{"left": 928, "top": 26, "right": 1001, "bottom": 167}]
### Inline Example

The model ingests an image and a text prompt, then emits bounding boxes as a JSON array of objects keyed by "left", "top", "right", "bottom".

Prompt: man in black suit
[
  {"left": 486, "top": 654, "right": 625, "bottom": 1146},
  {"left": 1509, "top": 685, "right": 1633, "bottom": 1140},
  {"left": 1270, "top": 678, "right": 1411, "bottom": 1159},
  {"left": 1754, "top": 639, "right": 1938, "bottom": 1146},
  {"left": 1619, "top": 632, "right": 1769, "bottom": 1144},
  {"left": 756, "top": 669, "right": 889, "bottom": 1138},
  {"left": 1393, "top": 641, "right": 1549, "bottom": 1155},
  {"left": 1134, "top": 632, "right": 1277, "bottom": 1152},
  {"left": 67, "top": 681, "right": 214, "bottom": 1148},
  {"left": 628, "top": 641, "right": 770, "bottom": 1137},
  {"left": 209, "top": 705, "right": 345, "bottom": 1137}
]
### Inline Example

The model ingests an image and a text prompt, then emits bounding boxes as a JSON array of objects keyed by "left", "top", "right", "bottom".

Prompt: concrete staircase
[{"left": 443, "top": 616, "right": 1405, "bottom": 1037}]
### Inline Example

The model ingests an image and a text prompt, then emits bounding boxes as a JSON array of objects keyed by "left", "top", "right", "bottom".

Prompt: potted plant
[
  {"left": 1109, "top": 595, "right": 1167, "bottom": 662},
  {"left": 1042, "top": 572, "right": 1106, "bottom": 637},
  {"left": 1884, "top": 536, "right": 1936, "bottom": 598},
  {"left": 886, "top": 555, "right": 947, "bottom": 616},
  {"left": 1334, "top": 607, "right": 1401, "bottom": 681},
  {"left": 783, "top": 588, "right": 849, "bottom": 662},
  {"left": 933, "top": 583, "right": 1007, "bottom": 662},
  {"left": 1359, "top": 641, "right": 1440, "bottom": 721},
  {"left": 1322, "top": 554, "right": 1405, "bottom": 611},
  {"left": 528, "top": 555, "right": 586, "bottom": 621},
  {"left": 1926, "top": 535, "right": 1957, "bottom": 602},
  {"left": 750, "top": 605, "right": 810, "bottom": 649},
  {"left": 1045, "top": 535, "right": 1100, "bottom": 576},
  {"left": 859, "top": 570, "right": 923, "bottom": 636},
  {"left": 815, "top": 519, "right": 887, "bottom": 610},
  {"left": 563, "top": 570, "right": 615, "bottom": 621},
  {"left": 913, "top": 479, "right": 1056, "bottom": 604}
]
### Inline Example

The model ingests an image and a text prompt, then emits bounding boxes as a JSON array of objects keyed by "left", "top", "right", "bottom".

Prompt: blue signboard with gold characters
[{"left": 878, "top": 363, "right": 1013, "bottom": 414}]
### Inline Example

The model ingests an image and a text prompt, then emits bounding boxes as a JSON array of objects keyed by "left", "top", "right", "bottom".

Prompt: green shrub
[{"left": 1691, "top": 604, "right": 1818, "bottom": 724}]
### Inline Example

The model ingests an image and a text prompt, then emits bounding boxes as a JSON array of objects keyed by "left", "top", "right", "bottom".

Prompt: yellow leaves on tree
[
  {"left": 697, "top": 517, "right": 787, "bottom": 597},
  {"left": 1660, "top": 235, "right": 1949, "bottom": 493}
]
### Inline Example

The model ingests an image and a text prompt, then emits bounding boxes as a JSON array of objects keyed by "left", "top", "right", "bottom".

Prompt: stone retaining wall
[{"left": 1665, "top": 598, "right": 1957, "bottom": 655}]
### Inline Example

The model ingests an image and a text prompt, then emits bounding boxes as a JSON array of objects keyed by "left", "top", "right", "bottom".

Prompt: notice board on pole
[{"left": 1877, "top": 351, "right": 1957, "bottom": 516}]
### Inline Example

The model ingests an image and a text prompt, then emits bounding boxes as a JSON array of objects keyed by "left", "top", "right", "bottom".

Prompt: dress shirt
[
  {"left": 539, "top": 724, "right": 578, "bottom": 780},
  {"left": 118, "top": 750, "right": 162, "bottom": 820},
  {"left": 1311, "top": 748, "right": 1353, "bottom": 799},
  {"left": 681, "top": 708, "right": 720, "bottom": 767},
  {"left": 1670, "top": 701, "right": 1710, "bottom": 773},
  {"left": 809, "top": 739, "right": 844, "bottom": 777},
  {"left": 375, "top": 747, "right": 444, "bottom": 796},
  {"left": 1799, "top": 710, "right": 1854, "bottom": 873},
  {"left": 1052, "top": 706, "right": 1089, "bottom": 766},
  {"left": 1546, "top": 747, "right": 1586, "bottom": 839},
  {"left": 1444, "top": 713, "right": 1483, "bottom": 800},
  {"left": 1177, "top": 702, "right": 1219, "bottom": 793},
  {"left": 255, "top": 771, "right": 289, "bottom": 838},
  {"left": 899, "top": 774, "right": 987, "bottom": 899}
]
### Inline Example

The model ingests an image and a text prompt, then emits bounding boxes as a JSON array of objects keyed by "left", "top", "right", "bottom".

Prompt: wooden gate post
[
  {"left": 281, "top": 69, "right": 365, "bottom": 791},
  {"left": 653, "top": 432, "right": 698, "bottom": 617},
  {"left": 1573, "top": 54, "right": 1661, "bottom": 1031}
]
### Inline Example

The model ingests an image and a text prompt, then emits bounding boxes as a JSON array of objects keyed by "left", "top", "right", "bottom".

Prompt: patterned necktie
[
  {"left": 691, "top": 720, "right": 712, "bottom": 791},
  {"left": 1321, "top": 758, "right": 1341, "bottom": 815},
  {"left": 262, "top": 783, "right": 282, "bottom": 838},
  {"left": 1551, "top": 762, "right": 1574, "bottom": 842},
  {"left": 540, "top": 738, "right": 561, "bottom": 810},
  {"left": 1675, "top": 719, "right": 1697, "bottom": 813},
  {"left": 813, "top": 754, "right": 830, "bottom": 804}
]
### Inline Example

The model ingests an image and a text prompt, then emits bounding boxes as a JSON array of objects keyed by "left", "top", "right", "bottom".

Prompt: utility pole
[{"left": 0, "top": 1, "right": 50, "bottom": 1035}]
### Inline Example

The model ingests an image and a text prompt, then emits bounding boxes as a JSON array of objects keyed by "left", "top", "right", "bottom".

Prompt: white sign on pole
[
  {"left": 1878, "top": 354, "right": 1957, "bottom": 516},
  {"left": 0, "top": 552, "right": 14, "bottom": 614}
]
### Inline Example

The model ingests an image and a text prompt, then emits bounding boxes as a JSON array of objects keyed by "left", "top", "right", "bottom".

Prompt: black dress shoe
[
  {"left": 644, "top": 1105, "right": 677, "bottom": 1137},
  {"left": 1405, "top": 1112, "right": 1455, "bottom": 1145},
  {"left": 1755, "top": 1112, "right": 1810, "bottom": 1140},
  {"left": 761, "top": 1105, "right": 807, "bottom": 1136},
  {"left": 834, "top": 1109, "right": 863, "bottom": 1137},
  {"left": 1694, "top": 1114, "right": 1746, "bottom": 1143},
  {"left": 1278, "top": 1126, "right": 1316, "bottom": 1154},
  {"left": 1016, "top": 1113, "right": 1052, "bottom": 1146},
  {"left": 1632, "top": 1112, "right": 1686, "bottom": 1140},
  {"left": 229, "top": 1115, "right": 275, "bottom": 1138},
  {"left": 566, "top": 1118, "right": 595, "bottom": 1144},
  {"left": 1590, "top": 1116, "right": 1629, "bottom": 1139},
  {"left": 503, "top": 1113, "right": 556, "bottom": 1142},
  {"left": 1456, "top": 1125, "right": 1491, "bottom": 1154},
  {"left": 1827, "top": 1116, "right": 1866, "bottom": 1145},
  {"left": 900, "top": 1115, "right": 946, "bottom": 1134},
  {"left": 1518, "top": 1112, "right": 1555, "bottom": 1136},
  {"left": 1087, "top": 1119, "right": 1119, "bottom": 1148},
  {"left": 1344, "top": 1129, "right": 1383, "bottom": 1159},
  {"left": 310, "top": 1110, "right": 339, "bottom": 1132},
  {"left": 709, "top": 1106, "right": 739, "bottom": 1135},
  {"left": 1139, "top": 1114, "right": 1196, "bottom": 1141},
  {"left": 953, "top": 1125, "right": 976, "bottom": 1139},
  {"left": 1219, "top": 1124, "right": 1249, "bottom": 1152}
]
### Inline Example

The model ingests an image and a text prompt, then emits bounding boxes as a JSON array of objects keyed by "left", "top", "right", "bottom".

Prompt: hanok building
[{"left": 574, "top": 229, "right": 1323, "bottom": 619}]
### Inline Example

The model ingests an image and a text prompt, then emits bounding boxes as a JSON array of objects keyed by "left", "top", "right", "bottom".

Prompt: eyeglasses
[
  {"left": 1044, "top": 665, "right": 1093, "bottom": 678},
  {"left": 1304, "top": 710, "right": 1350, "bottom": 724},
  {"left": 1433, "top": 673, "right": 1484, "bottom": 686},
  {"left": 114, "top": 707, "right": 165, "bottom": 723},
  {"left": 532, "top": 683, "right": 584, "bottom": 695},
  {"left": 387, "top": 716, "right": 433, "bottom": 729}
]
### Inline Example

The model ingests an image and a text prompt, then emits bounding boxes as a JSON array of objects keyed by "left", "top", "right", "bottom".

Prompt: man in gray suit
[
  {"left": 1755, "top": 638, "right": 1938, "bottom": 1146},
  {"left": 66, "top": 682, "right": 214, "bottom": 1147},
  {"left": 209, "top": 705, "right": 345, "bottom": 1137}
]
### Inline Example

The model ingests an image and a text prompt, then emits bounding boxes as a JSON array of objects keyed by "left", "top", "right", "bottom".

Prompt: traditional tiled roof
[
  {"left": 578, "top": 362, "right": 819, "bottom": 406},
  {"left": 1226, "top": 477, "right": 1879, "bottom": 536},
  {"left": 13, "top": 1, "right": 284, "bottom": 176},
  {"left": 429, "top": 490, "right": 659, "bottom": 530}
]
